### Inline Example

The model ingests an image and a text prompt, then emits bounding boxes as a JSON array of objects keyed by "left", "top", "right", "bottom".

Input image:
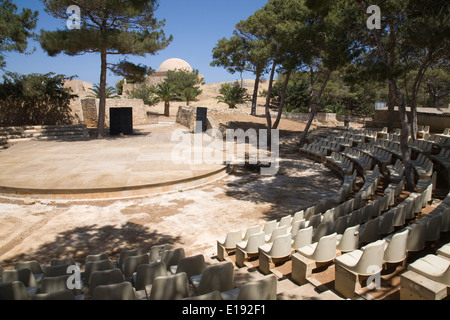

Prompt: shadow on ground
[{"left": 1, "top": 222, "right": 181, "bottom": 267}]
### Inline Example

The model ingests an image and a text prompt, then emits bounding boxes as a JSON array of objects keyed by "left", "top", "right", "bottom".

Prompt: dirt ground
[{"left": 0, "top": 92, "right": 347, "bottom": 269}]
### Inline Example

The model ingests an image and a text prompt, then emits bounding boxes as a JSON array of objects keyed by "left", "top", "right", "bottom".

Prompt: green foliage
[
  {"left": 125, "top": 83, "right": 159, "bottom": 106},
  {"left": 272, "top": 73, "right": 310, "bottom": 113},
  {"left": 216, "top": 81, "right": 251, "bottom": 109},
  {"left": 165, "top": 69, "right": 203, "bottom": 105},
  {"left": 87, "top": 83, "right": 120, "bottom": 99},
  {"left": 0, "top": 72, "right": 77, "bottom": 126},
  {"left": 0, "top": 0, "right": 38, "bottom": 68},
  {"left": 156, "top": 81, "right": 177, "bottom": 103}
]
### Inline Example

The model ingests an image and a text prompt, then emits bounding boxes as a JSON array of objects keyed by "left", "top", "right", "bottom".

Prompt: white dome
[{"left": 157, "top": 58, "right": 193, "bottom": 73}]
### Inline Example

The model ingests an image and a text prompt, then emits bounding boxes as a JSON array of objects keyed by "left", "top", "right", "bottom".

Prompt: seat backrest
[
  {"left": 277, "top": 215, "right": 293, "bottom": 228},
  {"left": 134, "top": 262, "right": 167, "bottom": 291},
  {"left": 39, "top": 274, "right": 71, "bottom": 294},
  {"left": 311, "top": 233, "right": 337, "bottom": 263},
  {"left": 242, "top": 225, "right": 261, "bottom": 241},
  {"left": 92, "top": 281, "right": 136, "bottom": 300},
  {"left": 2, "top": 269, "right": 36, "bottom": 288},
  {"left": 378, "top": 209, "right": 395, "bottom": 235},
  {"left": 267, "top": 234, "right": 292, "bottom": 258},
  {"left": 149, "top": 244, "right": 172, "bottom": 262},
  {"left": 332, "top": 215, "right": 348, "bottom": 235},
  {"left": 220, "top": 231, "right": 242, "bottom": 248},
  {"left": 14, "top": 260, "right": 43, "bottom": 275},
  {"left": 84, "top": 259, "right": 114, "bottom": 284},
  {"left": 292, "top": 210, "right": 304, "bottom": 223},
  {"left": 33, "top": 290, "right": 76, "bottom": 300},
  {"left": 263, "top": 220, "right": 277, "bottom": 235},
  {"left": 85, "top": 253, "right": 108, "bottom": 265},
  {"left": 243, "top": 232, "right": 265, "bottom": 253},
  {"left": 383, "top": 229, "right": 409, "bottom": 263},
  {"left": 353, "top": 239, "right": 386, "bottom": 275},
  {"left": 337, "top": 225, "right": 359, "bottom": 252},
  {"left": 358, "top": 217, "right": 380, "bottom": 245},
  {"left": 308, "top": 214, "right": 322, "bottom": 229},
  {"left": 50, "top": 257, "right": 76, "bottom": 267},
  {"left": 312, "top": 221, "right": 333, "bottom": 243},
  {"left": 290, "top": 220, "right": 303, "bottom": 238},
  {"left": 406, "top": 223, "right": 427, "bottom": 252},
  {"left": 45, "top": 264, "right": 72, "bottom": 278},
  {"left": 196, "top": 262, "right": 234, "bottom": 295},
  {"left": 292, "top": 226, "right": 313, "bottom": 250},
  {"left": 149, "top": 272, "right": 190, "bottom": 300},
  {"left": 161, "top": 248, "right": 185, "bottom": 270},
  {"left": 89, "top": 268, "right": 124, "bottom": 297},
  {"left": 183, "top": 290, "right": 223, "bottom": 300},
  {"left": 123, "top": 254, "right": 150, "bottom": 278},
  {"left": 266, "top": 225, "right": 288, "bottom": 243},
  {"left": 0, "top": 281, "right": 31, "bottom": 300},
  {"left": 118, "top": 248, "right": 144, "bottom": 271},
  {"left": 237, "top": 275, "right": 277, "bottom": 300},
  {"left": 175, "top": 254, "right": 206, "bottom": 279}
]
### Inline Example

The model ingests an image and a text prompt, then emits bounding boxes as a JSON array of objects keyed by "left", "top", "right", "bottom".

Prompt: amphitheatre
[{"left": 0, "top": 59, "right": 449, "bottom": 304}]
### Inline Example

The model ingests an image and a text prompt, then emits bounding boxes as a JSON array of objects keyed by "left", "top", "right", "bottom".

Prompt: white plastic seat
[
  {"left": 217, "top": 231, "right": 242, "bottom": 261},
  {"left": 258, "top": 233, "right": 293, "bottom": 274},
  {"left": 437, "top": 243, "right": 450, "bottom": 260},
  {"left": 336, "top": 225, "right": 360, "bottom": 253},
  {"left": 383, "top": 229, "right": 409, "bottom": 265},
  {"left": 264, "top": 225, "right": 288, "bottom": 243},
  {"left": 190, "top": 262, "right": 234, "bottom": 296},
  {"left": 221, "top": 274, "right": 277, "bottom": 300},
  {"left": 292, "top": 210, "right": 304, "bottom": 224},
  {"left": 297, "top": 233, "right": 337, "bottom": 263},
  {"left": 277, "top": 215, "right": 293, "bottom": 228},
  {"left": 312, "top": 221, "right": 334, "bottom": 243},
  {"left": 263, "top": 220, "right": 277, "bottom": 235},
  {"left": 335, "top": 239, "right": 386, "bottom": 276},
  {"left": 407, "top": 254, "right": 450, "bottom": 286},
  {"left": 235, "top": 232, "right": 265, "bottom": 268},
  {"left": 291, "top": 226, "right": 313, "bottom": 251}
]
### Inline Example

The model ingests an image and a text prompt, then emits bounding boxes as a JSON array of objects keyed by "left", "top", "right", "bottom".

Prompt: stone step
[
  {"left": 0, "top": 124, "right": 87, "bottom": 132},
  {"left": 4, "top": 130, "right": 88, "bottom": 140},
  {"left": 7, "top": 134, "right": 89, "bottom": 144}
]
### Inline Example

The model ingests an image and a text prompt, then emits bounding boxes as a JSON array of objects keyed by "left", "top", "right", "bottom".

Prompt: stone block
[{"left": 400, "top": 270, "right": 448, "bottom": 300}]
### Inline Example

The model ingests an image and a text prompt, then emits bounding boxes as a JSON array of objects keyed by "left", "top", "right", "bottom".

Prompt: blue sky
[{"left": 3, "top": 0, "right": 268, "bottom": 86}]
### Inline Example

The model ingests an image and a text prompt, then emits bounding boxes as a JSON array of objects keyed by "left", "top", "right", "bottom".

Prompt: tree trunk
[
  {"left": 251, "top": 71, "right": 261, "bottom": 116},
  {"left": 97, "top": 50, "right": 107, "bottom": 139},
  {"left": 299, "top": 69, "right": 332, "bottom": 147},
  {"left": 387, "top": 81, "right": 397, "bottom": 132},
  {"left": 164, "top": 101, "right": 170, "bottom": 117},
  {"left": 265, "top": 59, "right": 277, "bottom": 151},
  {"left": 273, "top": 69, "right": 292, "bottom": 129}
]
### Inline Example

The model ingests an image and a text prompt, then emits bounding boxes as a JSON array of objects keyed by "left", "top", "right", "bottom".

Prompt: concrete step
[{"left": 4, "top": 130, "right": 88, "bottom": 140}]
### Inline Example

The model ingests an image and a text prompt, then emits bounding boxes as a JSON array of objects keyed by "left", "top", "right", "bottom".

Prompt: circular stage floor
[{"left": 0, "top": 124, "right": 229, "bottom": 201}]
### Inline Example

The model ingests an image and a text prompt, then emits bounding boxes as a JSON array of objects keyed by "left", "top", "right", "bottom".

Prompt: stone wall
[
  {"left": 176, "top": 106, "right": 196, "bottom": 130},
  {"left": 75, "top": 98, "right": 148, "bottom": 128},
  {"left": 281, "top": 112, "right": 338, "bottom": 123}
]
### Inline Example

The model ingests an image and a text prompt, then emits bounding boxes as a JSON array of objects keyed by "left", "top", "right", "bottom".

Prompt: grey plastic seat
[
  {"left": 312, "top": 221, "right": 334, "bottom": 243},
  {"left": 118, "top": 248, "right": 144, "bottom": 272},
  {"left": 149, "top": 244, "right": 172, "bottom": 262},
  {"left": 378, "top": 209, "right": 395, "bottom": 235},
  {"left": 406, "top": 223, "right": 427, "bottom": 252},
  {"left": 32, "top": 290, "right": 76, "bottom": 300},
  {"left": 44, "top": 264, "right": 72, "bottom": 278},
  {"left": 38, "top": 274, "right": 71, "bottom": 294},
  {"left": 92, "top": 281, "right": 137, "bottom": 300},
  {"left": 2, "top": 268, "right": 37, "bottom": 288},
  {"left": 440, "top": 207, "right": 450, "bottom": 233},
  {"left": 88, "top": 268, "right": 125, "bottom": 297},
  {"left": 190, "top": 262, "right": 234, "bottom": 295},
  {"left": 0, "top": 281, "right": 31, "bottom": 300},
  {"left": 331, "top": 215, "right": 348, "bottom": 235},
  {"left": 421, "top": 213, "right": 442, "bottom": 242},
  {"left": 169, "top": 254, "right": 206, "bottom": 280},
  {"left": 148, "top": 272, "right": 190, "bottom": 300},
  {"left": 14, "top": 260, "right": 45, "bottom": 283},
  {"left": 221, "top": 274, "right": 277, "bottom": 300},
  {"left": 84, "top": 259, "right": 114, "bottom": 284},
  {"left": 134, "top": 262, "right": 168, "bottom": 299},
  {"left": 123, "top": 254, "right": 150, "bottom": 279},
  {"left": 336, "top": 225, "right": 360, "bottom": 253},
  {"left": 161, "top": 248, "right": 185, "bottom": 271},
  {"left": 358, "top": 217, "right": 380, "bottom": 246},
  {"left": 392, "top": 205, "right": 406, "bottom": 227},
  {"left": 183, "top": 290, "right": 223, "bottom": 300},
  {"left": 297, "top": 233, "right": 337, "bottom": 263},
  {"left": 85, "top": 253, "right": 109, "bottom": 265},
  {"left": 50, "top": 257, "right": 76, "bottom": 267},
  {"left": 383, "top": 229, "right": 409, "bottom": 265},
  {"left": 307, "top": 214, "right": 322, "bottom": 229}
]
